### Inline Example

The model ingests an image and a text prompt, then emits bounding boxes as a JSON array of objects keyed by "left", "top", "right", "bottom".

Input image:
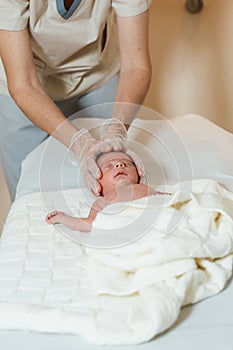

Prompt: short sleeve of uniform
[
  {"left": 0, "top": 0, "right": 29, "bottom": 30},
  {"left": 112, "top": 0, "right": 152, "bottom": 17}
]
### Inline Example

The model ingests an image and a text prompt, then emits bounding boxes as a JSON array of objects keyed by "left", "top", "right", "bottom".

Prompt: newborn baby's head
[{"left": 97, "top": 151, "right": 140, "bottom": 196}]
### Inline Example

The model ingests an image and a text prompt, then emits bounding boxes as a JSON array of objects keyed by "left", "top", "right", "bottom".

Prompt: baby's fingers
[{"left": 45, "top": 211, "right": 59, "bottom": 224}]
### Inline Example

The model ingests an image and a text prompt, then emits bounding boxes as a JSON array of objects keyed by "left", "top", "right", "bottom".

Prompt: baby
[{"left": 46, "top": 151, "right": 167, "bottom": 232}]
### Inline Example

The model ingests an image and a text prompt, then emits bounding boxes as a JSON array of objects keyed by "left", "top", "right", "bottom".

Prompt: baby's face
[{"left": 97, "top": 152, "right": 139, "bottom": 196}]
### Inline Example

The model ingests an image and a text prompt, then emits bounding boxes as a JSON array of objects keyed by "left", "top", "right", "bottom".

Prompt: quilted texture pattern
[{"left": 0, "top": 179, "right": 233, "bottom": 345}]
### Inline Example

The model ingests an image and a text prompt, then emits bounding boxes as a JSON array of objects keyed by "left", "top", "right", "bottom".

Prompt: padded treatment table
[{"left": 1, "top": 114, "right": 233, "bottom": 350}]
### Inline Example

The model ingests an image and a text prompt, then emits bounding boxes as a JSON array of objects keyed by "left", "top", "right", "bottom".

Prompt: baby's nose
[{"left": 115, "top": 161, "right": 125, "bottom": 168}]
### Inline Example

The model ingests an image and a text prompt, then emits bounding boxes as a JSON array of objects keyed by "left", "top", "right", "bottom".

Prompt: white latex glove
[
  {"left": 100, "top": 118, "right": 127, "bottom": 152},
  {"left": 70, "top": 125, "right": 146, "bottom": 196},
  {"left": 69, "top": 129, "right": 103, "bottom": 196},
  {"left": 125, "top": 149, "right": 147, "bottom": 184}
]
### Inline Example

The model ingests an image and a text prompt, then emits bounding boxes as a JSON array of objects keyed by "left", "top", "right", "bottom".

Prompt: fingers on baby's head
[
  {"left": 124, "top": 150, "right": 146, "bottom": 184},
  {"left": 96, "top": 151, "right": 133, "bottom": 167}
]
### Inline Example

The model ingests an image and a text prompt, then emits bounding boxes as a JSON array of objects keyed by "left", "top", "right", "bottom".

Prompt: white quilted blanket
[{"left": 0, "top": 179, "right": 233, "bottom": 345}]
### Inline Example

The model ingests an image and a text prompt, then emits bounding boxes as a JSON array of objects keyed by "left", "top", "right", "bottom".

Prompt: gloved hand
[
  {"left": 100, "top": 118, "right": 127, "bottom": 152},
  {"left": 69, "top": 123, "right": 146, "bottom": 196},
  {"left": 125, "top": 149, "right": 147, "bottom": 184},
  {"left": 69, "top": 128, "right": 103, "bottom": 196}
]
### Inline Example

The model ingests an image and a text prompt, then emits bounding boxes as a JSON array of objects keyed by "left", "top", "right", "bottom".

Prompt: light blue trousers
[{"left": 0, "top": 74, "right": 119, "bottom": 200}]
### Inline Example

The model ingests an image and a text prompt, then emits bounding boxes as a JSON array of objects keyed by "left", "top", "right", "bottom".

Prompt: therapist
[{"left": 0, "top": 0, "right": 152, "bottom": 200}]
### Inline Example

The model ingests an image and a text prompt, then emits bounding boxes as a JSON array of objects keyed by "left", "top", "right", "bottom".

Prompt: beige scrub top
[{"left": 0, "top": 0, "right": 151, "bottom": 101}]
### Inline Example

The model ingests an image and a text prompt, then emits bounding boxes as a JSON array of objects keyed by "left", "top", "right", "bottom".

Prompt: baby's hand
[{"left": 46, "top": 211, "right": 65, "bottom": 224}]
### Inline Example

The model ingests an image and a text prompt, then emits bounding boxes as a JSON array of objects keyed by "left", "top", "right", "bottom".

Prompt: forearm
[
  {"left": 115, "top": 67, "right": 151, "bottom": 106},
  {"left": 60, "top": 214, "right": 92, "bottom": 232},
  {"left": 0, "top": 29, "right": 79, "bottom": 148},
  {"left": 10, "top": 84, "right": 79, "bottom": 148},
  {"left": 114, "top": 10, "right": 152, "bottom": 128},
  {"left": 113, "top": 68, "right": 151, "bottom": 128}
]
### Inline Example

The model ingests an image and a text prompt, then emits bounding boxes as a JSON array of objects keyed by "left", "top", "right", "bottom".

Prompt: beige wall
[
  {"left": 145, "top": 0, "right": 233, "bottom": 133},
  {"left": 0, "top": 0, "right": 233, "bottom": 231}
]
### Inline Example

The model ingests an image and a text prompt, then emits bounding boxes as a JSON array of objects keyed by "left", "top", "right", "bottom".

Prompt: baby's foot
[{"left": 46, "top": 211, "right": 65, "bottom": 224}]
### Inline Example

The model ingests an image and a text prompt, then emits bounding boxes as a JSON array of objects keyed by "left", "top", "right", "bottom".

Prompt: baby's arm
[
  {"left": 45, "top": 190, "right": 136, "bottom": 233},
  {"left": 45, "top": 197, "right": 105, "bottom": 233},
  {"left": 46, "top": 211, "right": 92, "bottom": 232},
  {"left": 45, "top": 185, "right": 171, "bottom": 232}
]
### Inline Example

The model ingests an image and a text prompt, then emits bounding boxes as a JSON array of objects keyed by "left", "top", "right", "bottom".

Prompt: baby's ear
[{"left": 138, "top": 172, "right": 147, "bottom": 184}]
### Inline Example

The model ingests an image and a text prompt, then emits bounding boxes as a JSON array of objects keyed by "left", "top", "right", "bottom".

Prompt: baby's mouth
[{"left": 114, "top": 171, "right": 127, "bottom": 178}]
